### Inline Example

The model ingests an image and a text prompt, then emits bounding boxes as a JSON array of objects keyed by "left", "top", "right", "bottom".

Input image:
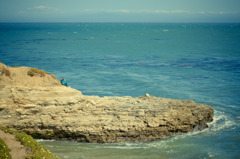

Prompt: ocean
[{"left": 0, "top": 23, "right": 240, "bottom": 159}]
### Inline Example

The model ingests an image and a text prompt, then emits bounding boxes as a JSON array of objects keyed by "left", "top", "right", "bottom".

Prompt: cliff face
[{"left": 0, "top": 62, "right": 214, "bottom": 143}]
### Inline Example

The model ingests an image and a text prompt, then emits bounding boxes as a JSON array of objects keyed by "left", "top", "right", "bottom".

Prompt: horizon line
[{"left": 1, "top": 21, "right": 240, "bottom": 24}]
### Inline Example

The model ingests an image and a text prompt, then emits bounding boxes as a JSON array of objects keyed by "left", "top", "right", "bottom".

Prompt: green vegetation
[
  {"left": 27, "top": 68, "right": 46, "bottom": 77},
  {"left": 0, "top": 127, "right": 59, "bottom": 159},
  {"left": 0, "top": 138, "right": 11, "bottom": 159}
]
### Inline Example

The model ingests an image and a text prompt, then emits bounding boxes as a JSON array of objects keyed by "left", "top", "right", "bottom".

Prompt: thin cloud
[
  {"left": 140, "top": 10, "right": 190, "bottom": 14},
  {"left": 201, "top": 11, "right": 240, "bottom": 15},
  {"left": 84, "top": 9, "right": 239, "bottom": 15},
  {"left": 109, "top": 9, "right": 131, "bottom": 13},
  {"left": 136, "top": 10, "right": 239, "bottom": 15},
  {"left": 28, "top": 5, "right": 64, "bottom": 13},
  {"left": 34, "top": 6, "right": 49, "bottom": 9},
  {"left": 84, "top": 9, "right": 130, "bottom": 14}
]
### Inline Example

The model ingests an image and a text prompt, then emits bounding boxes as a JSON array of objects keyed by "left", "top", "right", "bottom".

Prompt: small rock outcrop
[{"left": 0, "top": 62, "right": 214, "bottom": 143}]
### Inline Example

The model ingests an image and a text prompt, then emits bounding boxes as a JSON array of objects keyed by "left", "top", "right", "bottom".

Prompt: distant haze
[{"left": 0, "top": 0, "right": 240, "bottom": 22}]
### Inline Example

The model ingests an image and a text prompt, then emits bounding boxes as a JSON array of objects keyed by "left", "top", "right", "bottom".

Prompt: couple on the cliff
[{"left": 61, "top": 78, "right": 68, "bottom": 87}]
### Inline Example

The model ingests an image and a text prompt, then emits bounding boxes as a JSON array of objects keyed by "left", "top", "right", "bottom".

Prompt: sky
[{"left": 0, "top": 0, "right": 240, "bottom": 22}]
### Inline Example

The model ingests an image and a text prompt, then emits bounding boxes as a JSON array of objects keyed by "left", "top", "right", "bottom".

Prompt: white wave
[
  {"left": 36, "top": 139, "right": 56, "bottom": 142},
  {"left": 143, "top": 110, "right": 238, "bottom": 149},
  {"left": 182, "top": 110, "right": 237, "bottom": 137},
  {"left": 208, "top": 111, "right": 236, "bottom": 132},
  {"left": 228, "top": 105, "right": 237, "bottom": 108},
  {"left": 208, "top": 152, "right": 215, "bottom": 158}
]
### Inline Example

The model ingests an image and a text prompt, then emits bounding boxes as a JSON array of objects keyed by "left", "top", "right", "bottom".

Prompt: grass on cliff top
[
  {"left": 27, "top": 67, "right": 58, "bottom": 80},
  {"left": 0, "top": 138, "right": 11, "bottom": 159},
  {"left": 27, "top": 68, "right": 46, "bottom": 77},
  {"left": 0, "top": 126, "right": 59, "bottom": 159}
]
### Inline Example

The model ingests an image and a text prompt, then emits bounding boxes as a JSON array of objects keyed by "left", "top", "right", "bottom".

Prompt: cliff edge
[{"left": 0, "top": 62, "right": 214, "bottom": 143}]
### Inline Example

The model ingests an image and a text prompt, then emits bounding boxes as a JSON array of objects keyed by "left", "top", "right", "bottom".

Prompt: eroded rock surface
[{"left": 0, "top": 62, "right": 214, "bottom": 143}]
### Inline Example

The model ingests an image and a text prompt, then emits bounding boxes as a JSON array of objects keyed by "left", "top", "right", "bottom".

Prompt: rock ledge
[{"left": 0, "top": 62, "right": 214, "bottom": 143}]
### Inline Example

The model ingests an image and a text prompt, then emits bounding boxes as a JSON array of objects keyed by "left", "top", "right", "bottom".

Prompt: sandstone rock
[
  {"left": 0, "top": 62, "right": 214, "bottom": 143},
  {"left": 0, "top": 105, "right": 6, "bottom": 111}
]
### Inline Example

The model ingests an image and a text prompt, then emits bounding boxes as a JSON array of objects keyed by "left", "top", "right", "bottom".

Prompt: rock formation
[{"left": 0, "top": 62, "right": 214, "bottom": 143}]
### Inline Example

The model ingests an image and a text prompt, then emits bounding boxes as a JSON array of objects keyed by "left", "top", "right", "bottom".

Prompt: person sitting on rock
[{"left": 61, "top": 78, "right": 68, "bottom": 87}]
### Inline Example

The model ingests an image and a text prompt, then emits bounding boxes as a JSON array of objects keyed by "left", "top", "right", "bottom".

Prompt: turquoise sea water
[{"left": 1, "top": 23, "right": 240, "bottom": 159}]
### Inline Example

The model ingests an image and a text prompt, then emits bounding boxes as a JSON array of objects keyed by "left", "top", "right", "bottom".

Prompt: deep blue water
[{"left": 1, "top": 23, "right": 240, "bottom": 159}]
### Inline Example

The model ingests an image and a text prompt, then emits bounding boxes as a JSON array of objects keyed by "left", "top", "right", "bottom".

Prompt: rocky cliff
[{"left": 0, "top": 62, "right": 214, "bottom": 143}]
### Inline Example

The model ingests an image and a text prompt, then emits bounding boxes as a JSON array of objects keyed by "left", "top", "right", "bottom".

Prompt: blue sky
[{"left": 0, "top": 0, "right": 240, "bottom": 22}]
